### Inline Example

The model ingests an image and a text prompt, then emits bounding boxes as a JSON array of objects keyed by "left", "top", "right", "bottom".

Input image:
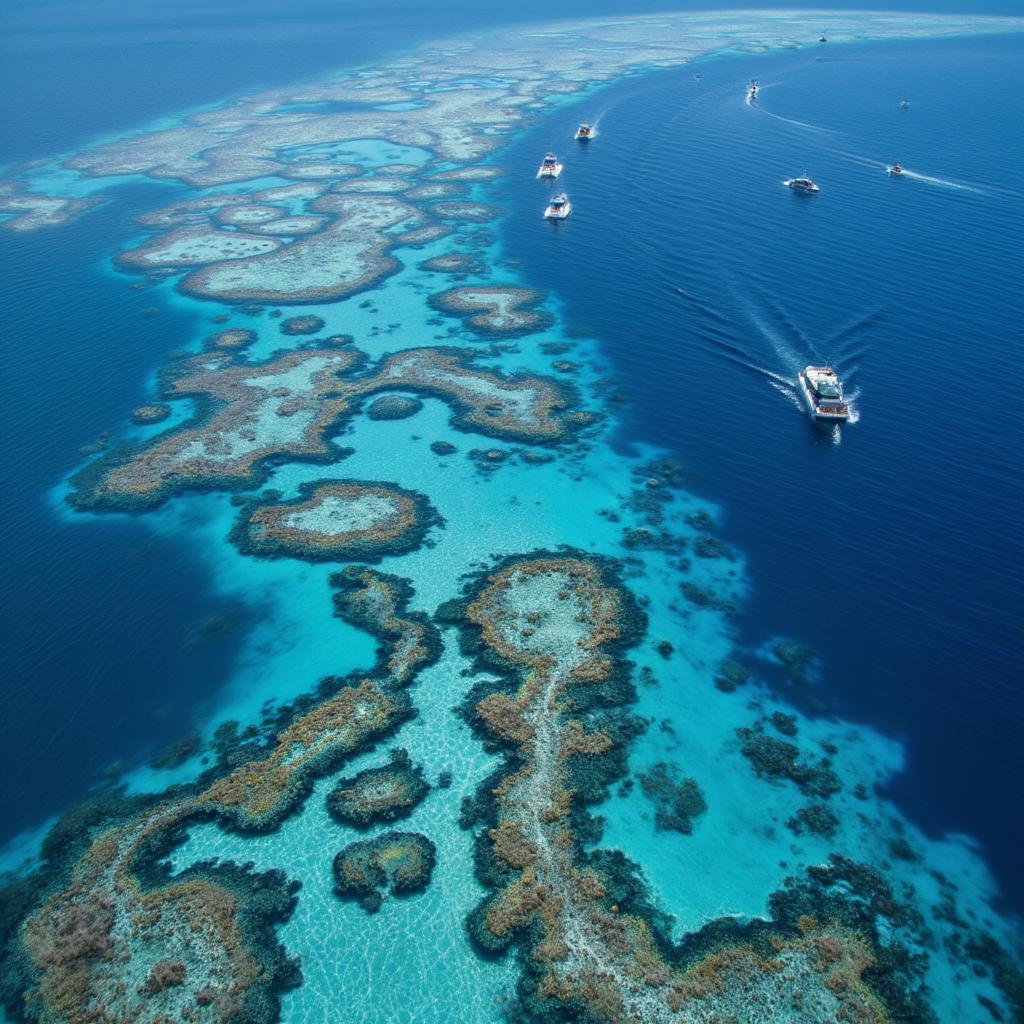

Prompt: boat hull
[{"left": 537, "top": 164, "right": 563, "bottom": 179}]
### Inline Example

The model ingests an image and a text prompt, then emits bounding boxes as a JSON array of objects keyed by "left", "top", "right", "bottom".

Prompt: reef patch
[
  {"left": 332, "top": 831, "right": 437, "bottom": 913},
  {"left": 429, "top": 285, "right": 554, "bottom": 338},
  {"left": 232, "top": 479, "right": 439, "bottom": 563},
  {"left": 326, "top": 748, "right": 429, "bottom": 827}
]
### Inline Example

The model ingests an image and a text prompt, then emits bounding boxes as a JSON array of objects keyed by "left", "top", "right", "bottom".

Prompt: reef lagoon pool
[{"left": 1, "top": 10, "right": 1022, "bottom": 1024}]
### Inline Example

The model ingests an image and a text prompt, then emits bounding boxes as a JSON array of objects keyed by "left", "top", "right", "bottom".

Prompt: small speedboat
[
  {"left": 536, "top": 152, "right": 563, "bottom": 179},
  {"left": 900, "top": 98, "right": 910, "bottom": 110},
  {"left": 747, "top": 79, "right": 759, "bottom": 101},
  {"left": 888, "top": 162, "right": 904, "bottom": 176},
  {"left": 819, "top": 34, "right": 828, "bottom": 43},
  {"left": 544, "top": 192, "right": 572, "bottom": 220},
  {"left": 784, "top": 173, "right": 820, "bottom": 193},
  {"left": 797, "top": 364, "right": 850, "bottom": 422},
  {"left": 694, "top": 73, "right": 703, "bottom": 81},
  {"left": 574, "top": 122, "right": 594, "bottom": 141}
]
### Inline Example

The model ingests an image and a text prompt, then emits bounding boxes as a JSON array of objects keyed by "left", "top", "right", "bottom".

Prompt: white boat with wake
[
  {"left": 574, "top": 122, "right": 595, "bottom": 141},
  {"left": 536, "top": 152, "right": 563, "bottom": 179},
  {"left": 784, "top": 173, "right": 820, "bottom": 194},
  {"left": 747, "top": 79, "right": 759, "bottom": 101},
  {"left": 888, "top": 162, "right": 904, "bottom": 176},
  {"left": 797, "top": 364, "right": 850, "bottom": 422},
  {"left": 544, "top": 192, "right": 572, "bottom": 220}
]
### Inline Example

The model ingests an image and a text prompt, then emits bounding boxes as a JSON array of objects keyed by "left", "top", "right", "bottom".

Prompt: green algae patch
[
  {"left": 326, "top": 748, "right": 429, "bottom": 828},
  {"left": 332, "top": 831, "right": 436, "bottom": 913},
  {"left": 232, "top": 479, "right": 440, "bottom": 563}
]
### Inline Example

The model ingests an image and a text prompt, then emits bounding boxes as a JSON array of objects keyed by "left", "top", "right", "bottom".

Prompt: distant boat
[
  {"left": 819, "top": 34, "right": 828, "bottom": 43},
  {"left": 888, "top": 162, "right": 904, "bottom": 176},
  {"left": 797, "top": 364, "right": 850, "bottom": 422},
  {"left": 784, "top": 173, "right": 820, "bottom": 194},
  {"left": 900, "top": 98, "right": 910, "bottom": 110},
  {"left": 747, "top": 79, "right": 759, "bottom": 101},
  {"left": 536, "top": 152, "right": 563, "bottom": 179},
  {"left": 574, "top": 122, "right": 594, "bottom": 141},
  {"left": 694, "top": 73, "right": 703, "bottom": 81},
  {"left": 544, "top": 192, "right": 572, "bottom": 220}
]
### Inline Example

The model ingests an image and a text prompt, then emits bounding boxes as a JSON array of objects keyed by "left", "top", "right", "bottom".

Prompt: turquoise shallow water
[{"left": 0, "top": 11, "right": 1022, "bottom": 1024}]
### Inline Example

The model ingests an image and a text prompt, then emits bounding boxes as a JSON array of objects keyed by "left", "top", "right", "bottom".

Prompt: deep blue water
[
  {"left": 0, "top": 183, "right": 270, "bottom": 832},
  {"left": 499, "top": 34, "right": 1024, "bottom": 911}
]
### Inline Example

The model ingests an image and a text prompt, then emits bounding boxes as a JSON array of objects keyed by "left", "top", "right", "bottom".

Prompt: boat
[
  {"left": 694, "top": 73, "right": 703, "bottom": 81},
  {"left": 575, "top": 122, "right": 594, "bottom": 141},
  {"left": 888, "top": 162, "right": 904, "bottom": 176},
  {"left": 900, "top": 98, "right": 910, "bottom": 110},
  {"left": 536, "top": 152, "right": 563, "bottom": 179},
  {"left": 747, "top": 79, "right": 759, "bottom": 101},
  {"left": 819, "top": 34, "right": 828, "bottom": 42},
  {"left": 784, "top": 173, "right": 820, "bottom": 193},
  {"left": 797, "top": 364, "right": 850, "bottom": 422},
  {"left": 544, "top": 192, "right": 572, "bottom": 220}
]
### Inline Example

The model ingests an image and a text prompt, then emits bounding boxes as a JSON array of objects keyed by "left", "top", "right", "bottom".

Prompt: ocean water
[
  {"left": 498, "top": 33, "right": 1024, "bottom": 911},
  {"left": 0, "top": 9, "right": 1022, "bottom": 1024}
]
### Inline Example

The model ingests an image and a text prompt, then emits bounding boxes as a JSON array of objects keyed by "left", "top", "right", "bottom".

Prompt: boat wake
[
  {"left": 831, "top": 149, "right": 988, "bottom": 194},
  {"left": 673, "top": 284, "right": 876, "bottom": 423}
]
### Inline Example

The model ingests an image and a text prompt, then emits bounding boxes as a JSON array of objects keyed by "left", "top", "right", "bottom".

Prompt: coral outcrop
[
  {"left": 332, "top": 832, "right": 436, "bottom": 913},
  {"left": 231, "top": 479, "right": 439, "bottom": 562},
  {"left": 326, "top": 748, "right": 429, "bottom": 827}
]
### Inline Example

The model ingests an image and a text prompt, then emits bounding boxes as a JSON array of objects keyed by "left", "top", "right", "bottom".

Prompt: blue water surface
[{"left": 498, "top": 34, "right": 1024, "bottom": 910}]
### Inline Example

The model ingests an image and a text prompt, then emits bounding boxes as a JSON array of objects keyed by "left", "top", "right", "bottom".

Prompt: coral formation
[
  {"left": 638, "top": 763, "right": 707, "bottom": 834},
  {"left": 130, "top": 404, "right": 171, "bottom": 425},
  {"left": 279, "top": 315, "right": 324, "bottom": 335},
  {"left": 365, "top": 395, "right": 423, "bottom": 420},
  {"left": 0, "top": 567, "right": 441, "bottom": 1022},
  {"left": 69, "top": 345, "right": 582, "bottom": 511},
  {"left": 446, "top": 551, "right": 914, "bottom": 1023},
  {"left": 429, "top": 285, "right": 554, "bottom": 337},
  {"left": 332, "top": 832, "right": 437, "bottom": 913},
  {"left": 232, "top": 479, "right": 439, "bottom": 563},
  {"left": 326, "top": 748, "right": 429, "bottom": 827}
]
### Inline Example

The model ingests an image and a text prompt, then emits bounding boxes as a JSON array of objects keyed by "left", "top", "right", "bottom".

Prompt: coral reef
[
  {"left": 232, "top": 479, "right": 439, "bottom": 563},
  {"left": 279, "top": 315, "right": 324, "bottom": 335},
  {"left": 366, "top": 395, "right": 422, "bottom": 420},
  {"left": 326, "top": 748, "right": 429, "bottom": 828},
  {"left": 419, "top": 252, "right": 485, "bottom": 275},
  {"left": 130, "top": 404, "right": 171, "bottom": 425},
  {"left": 118, "top": 225, "right": 281, "bottom": 269},
  {"left": 204, "top": 327, "right": 257, "bottom": 351},
  {"left": 638, "top": 763, "right": 707, "bottom": 834},
  {"left": 69, "top": 345, "right": 582, "bottom": 511},
  {"left": 0, "top": 567, "right": 441, "bottom": 1022},
  {"left": 445, "top": 551, "right": 915, "bottom": 1023},
  {"left": 332, "top": 832, "right": 436, "bottom": 913},
  {"left": 736, "top": 728, "right": 842, "bottom": 798},
  {"left": 429, "top": 286, "right": 554, "bottom": 338}
]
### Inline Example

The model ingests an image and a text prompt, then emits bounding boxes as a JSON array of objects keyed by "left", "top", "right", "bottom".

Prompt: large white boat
[
  {"left": 574, "top": 122, "right": 594, "bottom": 141},
  {"left": 797, "top": 364, "right": 850, "bottom": 422},
  {"left": 784, "top": 173, "right": 820, "bottom": 194},
  {"left": 544, "top": 192, "right": 572, "bottom": 220},
  {"left": 536, "top": 152, "right": 563, "bottom": 179}
]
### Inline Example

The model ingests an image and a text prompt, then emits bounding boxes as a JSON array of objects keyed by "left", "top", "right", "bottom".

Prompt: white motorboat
[
  {"left": 797, "top": 364, "right": 850, "bottom": 422},
  {"left": 536, "top": 152, "right": 563, "bottom": 179},
  {"left": 544, "top": 192, "right": 572, "bottom": 220},
  {"left": 574, "top": 122, "right": 595, "bottom": 141},
  {"left": 785, "top": 173, "right": 820, "bottom": 194}
]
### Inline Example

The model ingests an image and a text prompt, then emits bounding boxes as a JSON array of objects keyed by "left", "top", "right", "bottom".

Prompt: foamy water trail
[{"left": 831, "top": 148, "right": 989, "bottom": 194}]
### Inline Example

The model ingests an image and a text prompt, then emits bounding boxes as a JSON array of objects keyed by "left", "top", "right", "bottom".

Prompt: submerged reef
[
  {"left": 332, "top": 832, "right": 437, "bottom": 913},
  {"left": 429, "top": 286, "right": 554, "bottom": 338},
  {"left": 326, "top": 748, "right": 429, "bottom": 828},
  {"left": 130, "top": 404, "right": 171, "bottom": 425},
  {"left": 279, "top": 315, "right": 324, "bottom": 336},
  {"left": 231, "top": 479, "right": 439, "bottom": 563},
  {"left": 446, "top": 551, "right": 938, "bottom": 1023},
  {"left": 637, "top": 762, "right": 707, "bottom": 835},
  {"left": 68, "top": 345, "right": 583, "bottom": 512},
  {"left": 0, "top": 567, "right": 441, "bottom": 1023},
  {"left": 365, "top": 395, "right": 423, "bottom": 420}
]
